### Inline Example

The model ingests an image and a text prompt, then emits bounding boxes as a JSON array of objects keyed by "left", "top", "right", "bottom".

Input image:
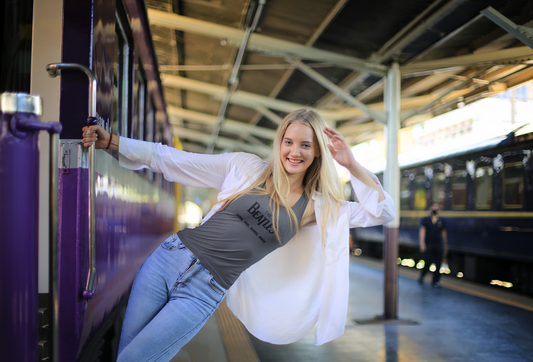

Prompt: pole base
[{"left": 354, "top": 316, "right": 419, "bottom": 325}]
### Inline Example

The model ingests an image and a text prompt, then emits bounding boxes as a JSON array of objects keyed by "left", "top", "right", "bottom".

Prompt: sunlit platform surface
[{"left": 173, "top": 255, "right": 533, "bottom": 362}]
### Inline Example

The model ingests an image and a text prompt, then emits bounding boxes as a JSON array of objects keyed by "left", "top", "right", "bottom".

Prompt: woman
[{"left": 82, "top": 109, "right": 395, "bottom": 361}]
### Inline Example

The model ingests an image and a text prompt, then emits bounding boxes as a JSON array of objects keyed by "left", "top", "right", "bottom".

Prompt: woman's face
[{"left": 280, "top": 123, "right": 320, "bottom": 177}]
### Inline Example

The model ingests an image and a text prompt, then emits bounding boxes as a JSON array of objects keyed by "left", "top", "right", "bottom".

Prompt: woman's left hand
[{"left": 323, "top": 126, "right": 356, "bottom": 169}]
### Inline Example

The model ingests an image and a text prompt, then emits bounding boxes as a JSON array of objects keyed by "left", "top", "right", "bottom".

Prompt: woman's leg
[
  {"left": 117, "top": 234, "right": 227, "bottom": 361},
  {"left": 117, "top": 260, "right": 226, "bottom": 362},
  {"left": 118, "top": 234, "right": 197, "bottom": 355}
]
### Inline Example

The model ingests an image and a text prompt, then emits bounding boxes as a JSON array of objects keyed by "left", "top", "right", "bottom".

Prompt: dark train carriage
[
  {"left": 353, "top": 130, "right": 533, "bottom": 296},
  {"left": 1, "top": 0, "right": 177, "bottom": 361}
]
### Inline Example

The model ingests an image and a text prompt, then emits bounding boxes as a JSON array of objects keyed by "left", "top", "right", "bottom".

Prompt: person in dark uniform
[{"left": 418, "top": 202, "right": 448, "bottom": 287}]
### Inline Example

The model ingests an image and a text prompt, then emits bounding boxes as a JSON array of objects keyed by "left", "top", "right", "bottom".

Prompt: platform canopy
[{"left": 145, "top": 0, "right": 533, "bottom": 156}]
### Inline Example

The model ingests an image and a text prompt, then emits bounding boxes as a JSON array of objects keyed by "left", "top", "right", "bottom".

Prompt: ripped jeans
[{"left": 117, "top": 234, "right": 227, "bottom": 362}]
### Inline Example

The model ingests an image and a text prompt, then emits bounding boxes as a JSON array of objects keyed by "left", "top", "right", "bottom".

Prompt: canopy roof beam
[
  {"left": 168, "top": 106, "right": 277, "bottom": 140},
  {"left": 401, "top": 46, "right": 533, "bottom": 75},
  {"left": 286, "top": 58, "right": 386, "bottom": 124},
  {"left": 171, "top": 126, "right": 272, "bottom": 157},
  {"left": 207, "top": 0, "right": 267, "bottom": 153},
  {"left": 148, "top": 9, "right": 387, "bottom": 75}
]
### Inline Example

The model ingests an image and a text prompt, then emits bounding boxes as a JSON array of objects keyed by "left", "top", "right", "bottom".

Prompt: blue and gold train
[{"left": 353, "top": 128, "right": 533, "bottom": 296}]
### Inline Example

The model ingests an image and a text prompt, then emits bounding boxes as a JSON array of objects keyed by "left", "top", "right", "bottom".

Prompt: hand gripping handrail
[{"left": 46, "top": 63, "right": 97, "bottom": 300}]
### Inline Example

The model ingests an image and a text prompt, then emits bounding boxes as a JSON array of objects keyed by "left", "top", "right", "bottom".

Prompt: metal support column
[{"left": 384, "top": 62, "right": 401, "bottom": 320}]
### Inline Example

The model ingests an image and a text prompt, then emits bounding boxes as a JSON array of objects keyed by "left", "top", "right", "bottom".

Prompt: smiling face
[{"left": 280, "top": 122, "right": 320, "bottom": 178}]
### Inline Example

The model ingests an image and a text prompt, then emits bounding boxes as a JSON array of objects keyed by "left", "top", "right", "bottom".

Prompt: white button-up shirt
[{"left": 118, "top": 137, "right": 395, "bottom": 346}]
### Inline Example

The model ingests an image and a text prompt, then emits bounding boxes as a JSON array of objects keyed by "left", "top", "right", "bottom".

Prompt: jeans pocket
[
  {"left": 161, "top": 234, "right": 185, "bottom": 251},
  {"left": 208, "top": 277, "right": 226, "bottom": 295}
]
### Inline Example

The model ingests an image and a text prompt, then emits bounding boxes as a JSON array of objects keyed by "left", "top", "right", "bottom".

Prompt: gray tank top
[{"left": 178, "top": 189, "right": 309, "bottom": 289}]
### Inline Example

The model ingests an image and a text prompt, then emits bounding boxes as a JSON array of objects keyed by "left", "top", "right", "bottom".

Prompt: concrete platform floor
[{"left": 249, "top": 256, "right": 533, "bottom": 362}]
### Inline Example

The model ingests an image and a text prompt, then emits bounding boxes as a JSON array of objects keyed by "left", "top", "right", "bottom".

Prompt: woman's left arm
[{"left": 324, "top": 127, "right": 385, "bottom": 202}]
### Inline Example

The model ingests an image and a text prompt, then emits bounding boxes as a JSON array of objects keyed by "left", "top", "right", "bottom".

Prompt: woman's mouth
[{"left": 287, "top": 158, "right": 303, "bottom": 166}]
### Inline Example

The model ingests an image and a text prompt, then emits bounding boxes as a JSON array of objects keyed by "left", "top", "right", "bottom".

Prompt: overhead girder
[
  {"left": 400, "top": 67, "right": 490, "bottom": 123},
  {"left": 401, "top": 46, "right": 533, "bottom": 75},
  {"left": 168, "top": 106, "right": 277, "bottom": 140},
  {"left": 253, "top": 105, "right": 283, "bottom": 125},
  {"left": 162, "top": 73, "right": 447, "bottom": 123},
  {"left": 206, "top": 0, "right": 267, "bottom": 154},
  {"left": 286, "top": 58, "right": 387, "bottom": 124},
  {"left": 147, "top": 9, "right": 387, "bottom": 75},
  {"left": 154, "top": 6, "right": 533, "bottom": 151},
  {"left": 171, "top": 126, "right": 272, "bottom": 157},
  {"left": 161, "top": 73, "right": 339, "bottom": 120},
  {"left": 316, "top": 0, "right": 465, "bottom": 108}
]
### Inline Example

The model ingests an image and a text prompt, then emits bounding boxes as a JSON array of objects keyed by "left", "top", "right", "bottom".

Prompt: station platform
[{"left": 172, "top": 256, "right": 533, "bottom": 362}]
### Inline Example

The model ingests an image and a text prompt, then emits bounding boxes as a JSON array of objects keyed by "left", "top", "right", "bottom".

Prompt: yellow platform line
[
  {"left": 215, "top": 299, "right": 260, "bottom": 362},
  {"left": 353, "top": 256, "right": 533, "bottom": 313}
]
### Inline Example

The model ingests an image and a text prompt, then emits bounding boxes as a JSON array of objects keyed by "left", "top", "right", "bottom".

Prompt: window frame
[
  {"left": 113, "top": 6, "right": 133, "bottom": 137},
  {"left": 413, "top": 174, "right": 427, "bottom": 210},
  {"left": 451, "top": 169, "right": 467, "bottom": 210},
  {"left": 474, "top": 165, "right": 493, "bottom": 209},
  {"left": 135, "top": 65, "right": 146, "bottom": 141},
  {"left": 431, "top": 171, "right": 446, "bottom": 209},
  {"left": 502, "top": 161, "right": 525, "bottom": 209},
  {"left": 400, "top": 175, "right": 411, "bottom": 210}
]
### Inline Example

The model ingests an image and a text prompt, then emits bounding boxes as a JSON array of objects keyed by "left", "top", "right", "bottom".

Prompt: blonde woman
[{"left": 82, "top": 108, "right": 395, "bottom": 362}]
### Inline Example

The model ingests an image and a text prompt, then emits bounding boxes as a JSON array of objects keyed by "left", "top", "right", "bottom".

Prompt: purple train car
[{"left": 1, "top": 0, "right": 177, "bottom": 361}]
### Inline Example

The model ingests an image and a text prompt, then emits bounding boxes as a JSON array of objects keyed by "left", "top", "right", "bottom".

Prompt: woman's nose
[{"left": 290, "top": 145, "right": 300, "bottom": 156}]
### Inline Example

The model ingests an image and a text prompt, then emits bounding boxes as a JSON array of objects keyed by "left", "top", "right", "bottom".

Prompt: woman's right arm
[{"left": 81, "top": 125, "right": 261, "bottom": 190}]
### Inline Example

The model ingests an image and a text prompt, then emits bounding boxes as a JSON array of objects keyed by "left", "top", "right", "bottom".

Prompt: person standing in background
[{"left": 418, "top": 202, "right": 448, "bottom": 287}]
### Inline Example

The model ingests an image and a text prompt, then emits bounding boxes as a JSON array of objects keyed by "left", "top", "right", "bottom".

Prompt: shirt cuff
[
  {"left": 118, "top": 137, "right": 154, "bottom": 170},
  {"left": 349, "top": 169, "right": 384, "bottom": 217}
]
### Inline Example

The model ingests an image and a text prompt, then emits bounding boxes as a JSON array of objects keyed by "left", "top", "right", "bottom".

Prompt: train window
[
  {"left": 135, "top": 67, "right": 146, "bottom": 141},
  {"left": 431, "top": 172, "right": 446, "bottom": 208},
  {"left": 145, "top": 98, "right": 156, "bottom": 181},
  {"left": 400, "top": 177, "right": 410, "bottom": 210},
  {"left": 451, "top": 169, "right": 467, "bottom": 209},
  {"left": 113, "top": 10, "right": 131, "bottom": 137},
  {"left": 414, "top": 175, "right": 427, "bottom": 210},
  {"left": 475, "top": 166, "right": 493, "bottom": 209},
  {"left": 0, "top": 0, "right": 32, "bottom": 93},
  {"left": 503, "top": 162, "right": 524, "bottom": 208},
  {"left": 145, "top": 98, "right": 155, "bottom": 142}
]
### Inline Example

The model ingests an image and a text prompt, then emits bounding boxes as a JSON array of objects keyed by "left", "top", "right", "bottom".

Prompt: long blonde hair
[{"left": 220, "top": 109, "right": 345, "bottom": 241}]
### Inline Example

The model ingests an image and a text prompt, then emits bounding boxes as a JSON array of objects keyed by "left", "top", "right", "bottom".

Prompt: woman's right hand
[{"left": 82, "top": 125, "right": 109, "bottom": 149}]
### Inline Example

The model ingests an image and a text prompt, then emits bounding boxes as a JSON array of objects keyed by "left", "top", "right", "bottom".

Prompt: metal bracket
[
  {"left": 60, "top": 140, "right": 88, "bottom": 174},
  {"left": 481, "top": 7, "right": 533, "bottom": 51}
]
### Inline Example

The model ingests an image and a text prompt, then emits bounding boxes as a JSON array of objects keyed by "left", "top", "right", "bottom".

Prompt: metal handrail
[
  {"left": 46, "top": 63, "right": 97, "bottom": 117},
  {"left": 49, "top": 131, "right": 60, "bottom": 362},
  {"left": 46, "top": 63, "right": 97, "bottom": 300}
]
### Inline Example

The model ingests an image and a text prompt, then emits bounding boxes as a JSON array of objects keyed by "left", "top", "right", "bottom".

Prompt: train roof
[
  {"left": 399, "top": 124, "right": 533, "bottom": 170},
  {"left": 144, "top": 0, "right": 533, "bottom": 156},
  {"left": 361, "top": 123, "right": 533, "bottom": 174}
]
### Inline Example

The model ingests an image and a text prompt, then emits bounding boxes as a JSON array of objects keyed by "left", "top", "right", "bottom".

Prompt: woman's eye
[{"left": 303, "top": 144, "right": 311, "bottom": 148}]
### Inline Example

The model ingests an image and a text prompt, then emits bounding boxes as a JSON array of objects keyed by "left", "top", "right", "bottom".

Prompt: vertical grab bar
[
  {"left": 49, "top": 131, "right": 60, "bottom": 362},
  {"left": 45, "top": 63, "right": 98, "bottom": 300}
]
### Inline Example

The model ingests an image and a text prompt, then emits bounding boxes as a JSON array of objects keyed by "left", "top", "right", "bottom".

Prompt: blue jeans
[{"left": 117, "top": 234, "right": 227, "bottom": 362}]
